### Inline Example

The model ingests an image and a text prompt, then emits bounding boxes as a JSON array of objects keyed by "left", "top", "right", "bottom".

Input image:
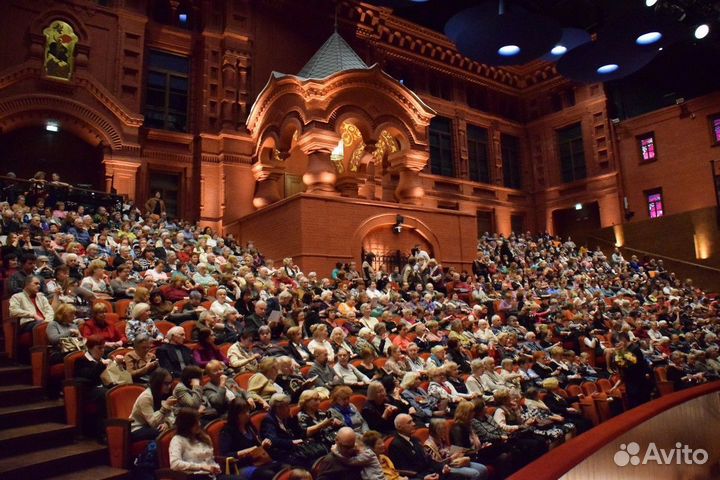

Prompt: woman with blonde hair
[
  {"left": 126, "top": 302, "right": 163, "bottom": 344},
  {"left": 297, "top": 389, "right": 343, "bottom": 449},
  {"left": 327, "top": 385, "right": 368, "bottom": 434},
  {"left": 80, "top": 259, "right": 112, "bottom": 298},
  {"left": 47, "top": 303, "right": 81, "bottom": 364},
  {"left": 308, "top": 323, "right": 334, "bottom": 362},
  {"left": 247, "top": 358, "right": 280, "bottom": 404}
]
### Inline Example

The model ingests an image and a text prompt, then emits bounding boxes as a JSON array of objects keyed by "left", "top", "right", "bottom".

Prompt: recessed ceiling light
[
  {"left": 575, "top": 203, "right": 583, "bottom": 210},
  {"left": 636, "top": 31, "right": 663, "bottom": 45},
  {"left": 551, "top": 45, "right": 568, "bottom": 55},
  {"left": 658, "top": 47, "right": 663, "bottom": 51},
  {"left": 45, "top": 121, "right": 59, "bottom": 132},
  {"left": 597, "top": 64, "right": 619, "bottom": 74},
  {"left": 178, "top": 13, "right": 188, "bottom": 23},
  {"left": 497, "top": 45, "right": 521, "bottom": 56},
  {"left": 645, "top": 0, "right": 658, "bottom": 6},
  {"left": 695, "top": 24, "right": 710, "bottom": 39}
]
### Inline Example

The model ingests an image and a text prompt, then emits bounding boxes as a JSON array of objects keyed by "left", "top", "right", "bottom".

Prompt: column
[
  {"left": 389, "top": 149, "right": 429, "bottom": 205},
  {"left": 252, "top": 150, "right": 287, "bottom": 208},
  {"left": 297, "top": 127, "right": 341, "bottom": 195}
]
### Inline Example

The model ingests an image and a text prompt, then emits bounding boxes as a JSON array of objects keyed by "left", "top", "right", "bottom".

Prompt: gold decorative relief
[{"left": 43, "top": 21, "right": 78, "bottom": 81}]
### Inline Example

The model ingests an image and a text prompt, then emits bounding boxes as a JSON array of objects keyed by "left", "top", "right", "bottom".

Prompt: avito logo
[{"left": 614, "top": 442, "right": 709, "bottom": 467}]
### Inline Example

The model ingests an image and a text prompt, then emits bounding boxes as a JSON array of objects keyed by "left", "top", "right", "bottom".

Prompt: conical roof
[{"left": 296, "top": 32, "right": 369, "bottom": 80}]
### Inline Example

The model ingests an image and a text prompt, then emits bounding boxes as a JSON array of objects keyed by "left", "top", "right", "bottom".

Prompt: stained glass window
[
  {"left": 647, "top": 190, "right": 664, "bottom": 219},
  {"left": 639, "top": 134, "right": 656, "bottom": 162}
]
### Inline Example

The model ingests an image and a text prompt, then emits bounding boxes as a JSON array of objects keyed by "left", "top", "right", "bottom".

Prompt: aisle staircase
[{"left": 0, "top": 357, "right": 129, "bottom": 479}]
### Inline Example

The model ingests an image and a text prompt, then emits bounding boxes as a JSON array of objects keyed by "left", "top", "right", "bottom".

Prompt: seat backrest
[
  {"left": 181, "top": 320, "right": 197, "bottom": 340},
  {"left": 383, "top": 435, "right": 395, "bottom": 453},
  {"left": 581, "top": 381, "right": 598, "bottom": 396},
  {"left": 155, "top": 320, "right": 175, "bottom": 336},
  {"left": 33, "top": 321, "right": 50, "bottom": 346},
  {"left": 312, "top": 455, "right": 333, "bottom": 479},
  {"left": 64, "top": 350, "right": 86, "bottom": 379},
  {"left": 205, "top": 418, "right": 227, "bottom": 453},
  {"left": 250, "top": 411, "right": 268, "bottom": 433},
  {"left": 106, "top": 383, "right": 146, "bottom": 419},
  {"left": 109, "top": 347, "right": 133, "bottom": 360},
  {"left": 596, "top": 378, "right": 613, "bottom": 392},
  {"left": 655, "top": 366, "right": 668, "bottom": 381},
  {"left": 219, "top": 343, "right": 231, "bottom": 357},
  {"left": 105, "top": 312, "right": 120, "bottom": 324},
  {"left": 115, "top": 320, "right": 127, "bottom": 337},
  {"left": 157, "top": 429, "right": 177, "bottom": 468},
  {"left": 374, "top": 357, "right": 388, "bottom": 369},
  {"left": 566, "top": 384, "right": 582, "bottom": 398},
  {"left": 413, "top": 427, "right": 430, "bottom": 444},
  {"left": 92, "top": 298, "right": 115, "bottom": 314},
  {"left": 273, "top": 467, "right": 293, "bottom": 480},
  {"left": 350, "top": 394, "right": 367, "bottom": 412},
  {"left": 115, "top": 299, "right": 131, "bottom": 320},
  {"left": 319, "top": 399, "right": 332, "bottom": 412},
  {"left": 234, "top": 372, "right": 254, "bottom": 390}
]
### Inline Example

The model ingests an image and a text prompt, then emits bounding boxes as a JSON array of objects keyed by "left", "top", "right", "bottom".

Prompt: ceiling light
[
  {"left": 498, "top": 45, "right": 520, "bottom": 56},
  {"left": 575, "top": 203, "right": 583, "bottom": 211},
  {"left": 636, "top": 32, "right": 662, "bottom": 45},
  {"left": 694, "top": 24, "right": 710, "bottom": 39},
  {"left": 645, "top": 0, "right": 658, "bottom": 6},
  {"left": 551, "top": 45, "right": 568, "bottom": 55},
  {"left": 45, "top": 121, "right": 59, "bottom": 132},
  {"left": 597, "top": 64, "right": 619, "bottom": 74},
  {"left": 178, "top": 13, "right": 188, "bottom": 23}
]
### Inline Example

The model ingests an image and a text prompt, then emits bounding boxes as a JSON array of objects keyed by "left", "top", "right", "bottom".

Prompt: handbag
[
  {"left": 101, "top": 362, "right": 133, "bottom": 386},
  {"left": 226, "top": 446, "right": 273, "bottom": 475},
  {"left": 59, "top": 336, "right": 86, "bottom": 354}
]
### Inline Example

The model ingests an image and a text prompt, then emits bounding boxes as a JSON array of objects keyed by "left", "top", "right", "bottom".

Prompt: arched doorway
[
  {"left": 0, "top": 126, "right": 104, "bottom": 189},
  {"left": 362, "top": 225, "right": 434, "bottom": 273}
]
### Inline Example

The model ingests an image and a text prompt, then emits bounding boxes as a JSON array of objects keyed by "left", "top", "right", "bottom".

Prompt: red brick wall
[{"left": 229, "top": 194, "right": 478, "bottom": 277}]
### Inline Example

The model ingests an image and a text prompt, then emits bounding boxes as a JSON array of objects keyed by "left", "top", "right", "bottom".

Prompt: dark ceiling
[{"left": 367, "top": 0, "right": 720, "bottom": 119}]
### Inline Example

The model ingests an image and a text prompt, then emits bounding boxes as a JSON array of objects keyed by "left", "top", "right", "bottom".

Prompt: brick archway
[{"left": 351, "top": 213, "right": 441, "bottom": 265}]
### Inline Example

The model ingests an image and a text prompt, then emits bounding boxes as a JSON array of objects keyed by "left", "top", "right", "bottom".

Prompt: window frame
[
  {"left": 466, "top": 124, "right": 490, "bottom": 183},
  {"left": 637, "top": 132, "right": 658, "bottom": 163},
  {"left": 501, "top": 133, "right": 522, "bottom": 189},
  {"left": 557, "top": 122, "right": 587, "bottom": 184},
  {"left": 144, "top": 50, "right": 190, "bottom": 132},
  {"left": 429, "top": 116, "right": 455, "bottom": 178},
  {"left": 645, "top": 188, "right": 665, "bottom": 219},
  {"left": 710, "top": 114, "right": 720, "bottom": 146}
]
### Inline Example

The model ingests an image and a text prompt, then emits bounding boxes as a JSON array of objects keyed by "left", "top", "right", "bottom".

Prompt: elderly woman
[
  {"left": 193, "top": 263, "right": 218, "bottom": 289},
  {"left": 329, "top": 327, "right": 356, "bottom": 358},
  {"left": 80, "top": 259, "right": 113, "bottom": 299},
  {"left": 253, "top": 325, "right": 287, "bottom": 357},
  {"left": 401, "top": 371, "right": 446, "bottom": 422},
  {"left": 210, "top": 288, "right": 238, "bottom": 318},
  {"left": 333, "top": 348, "right": 371, "bottom": 389},
  {"left": 426, "top": 345, "right": 447, "bottom": 369},
  {"left": 285, "top": 326, "right": 312, "bottom": 366},
  {"left": 361, "top": 381, "right": 399, "bottom": 435},
  {"left": 124, "top": 333, "right": 159, "bottom": 382},
  {"left": 275, "top": 356, "right": 316, "bottom": 403},
  {"left": 427, "top": 416, "right": 488, "bottom": 480},
  {"left": 384, "top": 344, "right": 410, "bottom": 379},
  {"left": 297, "top": 389, "right": 343, "bottom": 449},
  {"left": 427, "top": 366, "right": 465, "bottom": 408},
  {"left": 260, "top": 394, "right": 318, "bottom": 468},
  {"left": 81, "top": 301, "right": 126, "bottom": 351},
  {"left": 247, "top": 358, "right": 281, "bottom": 404},
  {"left": 47, "top": 303, "right": 82, "bottom": 364},
  {"left": 308, "top": 324, "right": 334, "bottom": 362},
  {"left": 126, "top": 302, "right": 163, "bottom": 344},
  {"left": 228, "top": 330, "right": 260, "bottom": 373},
  {"left": 328, "top": 385, "right": 369, "bottom": 434}
]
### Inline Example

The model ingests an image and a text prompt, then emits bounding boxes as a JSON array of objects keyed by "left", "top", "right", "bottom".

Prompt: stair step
[
  {"left": 0, "top": 400, "right": 65, "bottom": 429},
  {"left": 45, "top": 465, "right": 129, "bottom": 480},
  {"left": 0, "top": 365, "right": 32, "bottom": 384},
  {"left": 0, "top": 422, "right": 76, "bottom": 457},
  {"left": 0, "top": 440, "right": 108, "bottom": 480},
  {"left": 0, "top": 384, "right": 45, "bottom": 407}
]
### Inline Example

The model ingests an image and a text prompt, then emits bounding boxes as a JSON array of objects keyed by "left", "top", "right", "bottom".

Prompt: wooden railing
[{"left": 508, "top": 381, "right": 720, "bottom": 480}]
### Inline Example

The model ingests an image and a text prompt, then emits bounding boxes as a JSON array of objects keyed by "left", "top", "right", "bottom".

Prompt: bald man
[{"left": 316, "top": 427, "right": 364, "bottom": 480}]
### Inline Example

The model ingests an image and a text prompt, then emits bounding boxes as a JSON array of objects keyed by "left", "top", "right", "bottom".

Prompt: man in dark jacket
[
  {"left": 156, "top": 326, "right": 196, "bottom": 377},
  {"left": 388, "top": 414, "right": 450, "bottom": 480},
  {"left": 316, "top": 427, "right": 364, "bottom": 480}
]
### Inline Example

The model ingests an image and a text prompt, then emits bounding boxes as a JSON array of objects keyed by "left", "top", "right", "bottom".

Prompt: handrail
[
  {"left": 0, "top": 174, "right": 112, "bottom": 197},
  {"left": 507, "top": 380, "right": 720, "bottom": 480},
  {"left": 587, "top": 234, "right": 720, "bottom": 274}
]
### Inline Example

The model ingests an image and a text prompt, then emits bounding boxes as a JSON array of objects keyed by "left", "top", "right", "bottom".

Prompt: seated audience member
[
  {"left": 193, "top": 327, "right": 229, "bottom": 369},
  {"left": 310, "top": 346, "right": 343, "bottom": 389},
  {"left": 174, "top": 365, "right": 206, "bottom": 414},
  {"left": 124, "top": 333, "right": 159, "bottom": 382},
  {"left": 355, "top": 348, "right": 384, "bottom": 381},
  {"left": 308, "top": 324, "right": 335, "bottom": 362},
  {"left": 248, "top": 357, "right": 282, "bottom": 403},
  {"left": 330, "top": 327, "right": 356, "bottom": 358},
  {"left": 130, "top": 368, "right": 176, "bottom": 440},
  {"left": 9, "top": 274, "right": 54, "bottom": 333},
  {"left": 540, "top": 378, "right": 592, "bottom": 433},
  {"left": 80, "top": 260, "right": 113, "bottom": 298},
  {"left": 384, "top": 345, "right": 410, "bottom": 379},
  {"left": 425, "top": 417, "right": 488, "bottom": 480},
  {"left": 157, "top": 326, "right": 196, "bottom": 377},
  {"left": 203, "top": 360, "right": 234, "bottom": 420},
  {"left": 46, "top": 303, "right": 81, "bottom": 364},
  {"left": 126, "top": 302, "right": 163, "bottom": 344},
  {"left": 334, "top": 348, "right": 371, "bottom": 389},
  {"left": 211, "top": 287, "right": 239, "bottom": 318},
  {"left": 169, "top": 408, "right": 230, "bottom": 478},
  {"left": 253, "top": 325, "right": 287, "bottom": 357},
  {"left": 75, "top": 335, "right": 113, "bottom": 437},
  {"left": 149, "top": 288, "right": 173, "bottom": 320},
  {"left": 297, "top": 389, "right": 343, "bottom": 450},
  {"left": 388, "top": 413, "right": 450, "bottom": 479},
  {"left": 285, "top": 325, "right": 313, "bottom": 366},
  {"left": 361, "top": 381, "right": 399, "bottom": 435},
  {"left": 109, "top": 265, "right": 137, "bottom": 299},
  {"left": 401, "top": 372, "right": 446, "bottom": 423},
  {"left": 81, "top": 302, "right": 126, "bottom": 351},
  {"left": 328, "top": 385, "right": 369, "bottom": 434},
  {"left": 219, "top": 397, "right": 282, "bottom": 480},
  {"left": 261, "top": 393, "right": 319, "bottom": 468},
  {"left": 316, "top": 427, "right": 365, "bottom": 480},
  {"left": 228, "top": 330, "right": 261, "bottom": 373},
  {"left": 276, "top": 356, "right": 316, "bottom": 403}
]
